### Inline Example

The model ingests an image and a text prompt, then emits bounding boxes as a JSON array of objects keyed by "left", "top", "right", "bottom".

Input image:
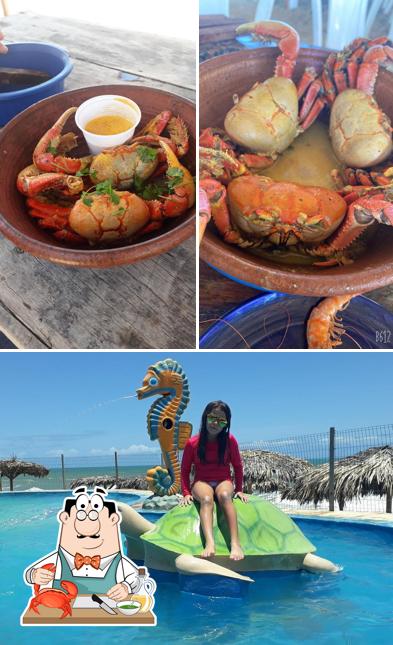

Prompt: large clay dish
[
  {"left": 0, "top": 85, "right": 195, "bottom": 268},
  {"left": 200, "top": 47, "right": 393, "bottom": 296}
]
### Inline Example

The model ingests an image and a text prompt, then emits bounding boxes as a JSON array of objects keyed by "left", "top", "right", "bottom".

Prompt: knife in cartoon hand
[{"left": 91, "top": 594, "right": 117, "bottom": 615}]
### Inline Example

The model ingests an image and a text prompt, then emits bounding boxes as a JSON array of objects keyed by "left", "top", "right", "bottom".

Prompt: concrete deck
[{"left": 288, "top": 509, "right": 393, "bottom": 522}]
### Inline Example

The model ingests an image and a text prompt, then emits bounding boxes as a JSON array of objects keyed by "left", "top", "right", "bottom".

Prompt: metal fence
[
  {"left": 240, "top": 424, "right": 393, "bottom": 513},
  {"left": 1, "top": 423, "right": 392, "bottom": 513}
]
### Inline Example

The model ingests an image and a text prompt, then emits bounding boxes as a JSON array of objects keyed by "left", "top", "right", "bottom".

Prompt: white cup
[{"left": 75, "top": 95, "right": 142, "bottom": 155}]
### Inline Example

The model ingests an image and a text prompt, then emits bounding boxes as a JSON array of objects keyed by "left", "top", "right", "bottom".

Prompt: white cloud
[
  {"left": 46, "top": 448, "right": 79, "bottom": 457},
  {"left": 266, "top": 439, "right": 298, "bottom": 447},
  {"left": 90, "top": 444, "right": 159, "bottom": 456}
]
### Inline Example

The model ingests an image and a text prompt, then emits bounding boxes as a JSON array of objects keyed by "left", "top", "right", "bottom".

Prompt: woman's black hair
[{"left": 197, "top": 400, "right": 231, "bottom": 464}]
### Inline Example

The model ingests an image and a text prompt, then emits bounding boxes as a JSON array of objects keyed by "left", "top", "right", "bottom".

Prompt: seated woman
[{"left": 180, "top": 400, "right": 247, "bottom": 561}]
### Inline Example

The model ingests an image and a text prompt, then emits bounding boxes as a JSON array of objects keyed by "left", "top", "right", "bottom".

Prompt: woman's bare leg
[
  {"left": 192, "top": 481, "right": 215, "bottom": 557},
  {"left": 215, "top": 480, "right": 244, "bottom": 561}
]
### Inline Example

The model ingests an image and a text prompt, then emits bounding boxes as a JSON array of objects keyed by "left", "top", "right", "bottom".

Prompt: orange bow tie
[{"left": 74, "top": 553, "right": 101, "bottom": 570}]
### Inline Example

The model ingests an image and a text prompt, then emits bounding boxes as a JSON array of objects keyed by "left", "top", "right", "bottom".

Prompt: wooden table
[
  {"left": 21, "top": 595, "right": 156, "bottom": 625},
  {"left": 0, "top": 13, "right": 195, "bottom": 349}
]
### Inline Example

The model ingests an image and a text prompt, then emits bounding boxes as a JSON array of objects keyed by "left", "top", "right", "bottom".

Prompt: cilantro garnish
[
  {"left": 167, "top": 167, "right": 183, "bottom": 191},
  {"left": 76, "top": 168, "right": 87, "bottom": 177},
  {"left": 81, "top": 193, "right": 93, "bottom": 206},
  {"left": 141, "top": 181, "right": 166, "bottom": 201},
  {"left": 137, "top": 146, "right": 158, "bottom": 163},
  {"left": 80, "top": 180, "right": 121, "bottom": 207},
  {"left": 46, "top": 144, "right": 58, "bottom": 155},
  {"left": 133, "top": 175, "right": 145, "bottom": 193},
  {"left": 95, "top": 180, "right": 120, "bottom": 204},
  {"left": 132, "top": 165, "right": 185, "bottom": 201},
  {"left": 76, "top": 167, "right": 97, "bottom": 179},
  {"left": 167, "top": 167, "right": 183, "bottom": 179}
]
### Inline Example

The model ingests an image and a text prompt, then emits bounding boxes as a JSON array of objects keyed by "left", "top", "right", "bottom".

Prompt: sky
[{"left": 0, "top": 351, "right": 391, "bottom": 463}]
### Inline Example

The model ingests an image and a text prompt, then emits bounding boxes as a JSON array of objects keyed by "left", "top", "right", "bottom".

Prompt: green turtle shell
[{"left": 141, "top": 496, "right": 315, "bottom": 557}]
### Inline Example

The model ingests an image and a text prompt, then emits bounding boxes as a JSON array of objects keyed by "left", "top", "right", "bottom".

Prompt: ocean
[
  {"left": 0, "top": 465, "right": 154, "bottom": 491},
  {"left": 0, "top": 455, "right": 327, "bottom": 492}
]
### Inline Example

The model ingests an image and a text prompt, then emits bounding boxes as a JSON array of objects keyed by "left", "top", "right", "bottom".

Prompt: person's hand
[
  {"left": 234, "top": 492, "right": 248, "bottom": 503},
  {"left": 179, "top": 494, "right": 193, "bottom": 506},
  {"left": 0, "top": 32, "right": 8, "bottom": 54},
  {"left": 32, "top": 567, "right": 55, "bottom": 586},
  {"left": 107, "top": 582, "right": 128, "bottom": 602}
]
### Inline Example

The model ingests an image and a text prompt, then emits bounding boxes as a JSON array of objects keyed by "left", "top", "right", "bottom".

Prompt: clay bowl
[
  {"left": 200, "top": 48, "right": 393, "bottom": 296},
  {"left": 0, "top": 85, "right": 195, "bottom": 268}
]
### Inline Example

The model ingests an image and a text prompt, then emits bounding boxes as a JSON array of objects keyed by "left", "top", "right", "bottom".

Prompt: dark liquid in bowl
[{"left": 0, "top": 69, "right": 51, "bottom": 92}]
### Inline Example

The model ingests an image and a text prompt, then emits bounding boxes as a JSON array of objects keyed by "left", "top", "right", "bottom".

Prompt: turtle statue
[{"left": 117, "top": 496, "right": 339, "bottom": 584}]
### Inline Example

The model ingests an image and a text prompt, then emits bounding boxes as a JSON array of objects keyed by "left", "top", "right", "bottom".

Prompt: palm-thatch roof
[
  {"left": 281, "top": 445, "right": 393, "bottom": 512},
  {"left": 240, "top": 450, "right": 312, "bottom": 494},
  {"left": 70, "top": 475, "right": 148, "bottom": 490},
  {"left": 0, "top": 457, "right": 49, "bottom": 491}
]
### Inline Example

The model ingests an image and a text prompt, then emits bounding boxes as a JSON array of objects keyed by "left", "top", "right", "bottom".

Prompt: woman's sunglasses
[{"left": 207, "top": 415, "right": 227, "bottom": 428}]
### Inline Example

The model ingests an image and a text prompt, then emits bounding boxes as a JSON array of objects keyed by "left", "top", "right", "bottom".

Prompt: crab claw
[
  {"left": 61, "top": 580, "right": 78, "bottom": 600},
  {"left": 199, "top": 147, "right": 248, "bottom": 183},
  {"left": 140, "top": 110, "right": 172, "bottom": 136},
  {"left": 17, "top": 170, "right": 84, "bottom": 197},
  {"left": 200, "top": 177, "right": 249, "bottom": 246},
  {"left": 167, "top": 116, "right": 189, "bottom": 157},
  {"left": 357, "top": 44, "right": 393, "bottom": 95},
  {"left": 33, "top": 107, "right": 92, "bottom": 174},
  {"left": 236, "top": 20, "right": 299, "bottom": 78},
  {"left": 311, "top": 190, "right": 393, "bottom": 256},
  {"left": 158, "top": 139, "right": 195, "bottom": 215},
  {"left": 199, "top": 128, "right": 236, "bottom": 153}
]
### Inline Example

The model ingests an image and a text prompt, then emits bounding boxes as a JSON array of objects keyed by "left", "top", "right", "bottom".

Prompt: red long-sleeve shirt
[{"left": 181, "top": 434, "right": 243, "bottom": 496}]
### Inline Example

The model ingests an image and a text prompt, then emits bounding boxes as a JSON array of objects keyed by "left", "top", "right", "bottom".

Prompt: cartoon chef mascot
[{"left": 24, "top": 487, "right": 140, "bottom": 601}]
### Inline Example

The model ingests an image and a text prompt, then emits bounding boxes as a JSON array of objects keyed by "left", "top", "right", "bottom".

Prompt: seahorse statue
[{"left": 136, "top": 358, "right": 192, "bottom": 496}]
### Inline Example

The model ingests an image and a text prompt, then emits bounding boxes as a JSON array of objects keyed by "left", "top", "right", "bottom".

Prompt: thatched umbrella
[
  {"left": 281, "top": 446, "right": 393, "bottom": 512},
  {"left": 240, "top": 450, "right": 312, "bottom": 494},
  {"left": 70, "top": 475, "right": 148, "bottom": 490},
  {"left": 0, "top": 457, "right": 49, "bottom": 491},
  {"left": 281, "top": 462, "right": 339, "bottom": 509}
]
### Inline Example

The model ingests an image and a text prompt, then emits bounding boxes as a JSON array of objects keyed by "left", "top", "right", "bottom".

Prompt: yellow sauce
[
  {"left": 264, "top": 121, "right": 342, "bottom": 190},
  {"left": 84, "top": 114, "right": 133, "bottom": 135},
  {"left": 116, "top": 98, "right": 133, "bottom": 106}
]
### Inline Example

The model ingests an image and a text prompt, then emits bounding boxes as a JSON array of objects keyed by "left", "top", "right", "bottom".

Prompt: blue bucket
[{"left": 0, "top": 42, "right": 73, "bottom": 125}]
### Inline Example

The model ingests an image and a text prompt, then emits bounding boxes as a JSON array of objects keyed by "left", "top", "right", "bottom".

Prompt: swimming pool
[{"left": 1, "top": 493, "right": 392, "bottom": 644}]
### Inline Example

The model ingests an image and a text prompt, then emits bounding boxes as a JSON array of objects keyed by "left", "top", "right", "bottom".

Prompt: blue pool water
[{"left": 1, "top": 493, "right": 393, "bottom": 644}]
